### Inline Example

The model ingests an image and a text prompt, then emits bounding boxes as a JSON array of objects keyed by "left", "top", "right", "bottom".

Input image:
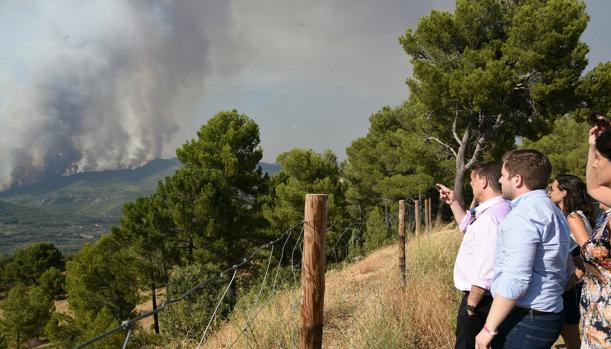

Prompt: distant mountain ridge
[
  {"left": 0, "top": 158, "right": 280, "bottom": 255},
  {"left": 0, "top": 158, "right": 180, "bottom": 198},
  {"left": 0, "top": 159, "right": 281, "bottom": 198}
]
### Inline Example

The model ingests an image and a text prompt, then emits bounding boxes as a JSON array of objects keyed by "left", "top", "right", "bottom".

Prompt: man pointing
[{"left": 437, "top": 161, "right": 511, "bottom": 349}]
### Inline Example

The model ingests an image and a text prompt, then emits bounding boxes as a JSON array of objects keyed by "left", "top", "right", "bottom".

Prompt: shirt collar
[
  {"left": 472, "top": 195, "right": 506, "bottom": 217},
  {"left": 510, "top": 189, "right": 548, "bottom": 208}
]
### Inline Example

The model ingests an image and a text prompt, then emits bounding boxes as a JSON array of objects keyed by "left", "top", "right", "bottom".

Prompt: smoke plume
[{"left": 0, "top": 1, "right": 238, "bottom": 189}]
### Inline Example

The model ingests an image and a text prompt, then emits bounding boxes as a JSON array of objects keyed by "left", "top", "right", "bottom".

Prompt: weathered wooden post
[
  {"left": 398, "top": 200, "right": 406, "bottom": 288},
  {"left": 414, "top": 199, "right": 420, "bottom": 236},
  {"left": 300, "top": 194, "right": 327, "bottom": 349},
  {"left": 427, "top": 198, "right": 433, "bottom": 232},
  {"left": 424, "top": 198, "right": 430, "bottom": 233}
]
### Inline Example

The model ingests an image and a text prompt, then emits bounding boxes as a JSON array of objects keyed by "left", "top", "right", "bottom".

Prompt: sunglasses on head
[{"left": 588, "top": 111, "right": 610, "bottom": 132}]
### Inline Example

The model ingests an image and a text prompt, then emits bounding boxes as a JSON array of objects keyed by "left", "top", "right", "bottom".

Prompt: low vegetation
[{"left": 197, "top": 225, "right": 462, "bottom": 349}]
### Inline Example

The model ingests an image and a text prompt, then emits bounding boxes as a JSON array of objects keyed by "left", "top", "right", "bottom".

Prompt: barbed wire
[
  {"left": 226, "top": 244, "right": 276, "bottom": 347},
  {"left": 196, "top": 268, "right": 238, "bottom": 348},
  {"left": 227, "top": 226, "right": 304, "bottom": 348},
  {"left": 226, "top": 260, "right": 303, "bottom": 348},
  {"left": 73, "top": 203, "right": 431, "bottom": 349},
  {"left": 73, "top": 221, "right": 305, "bottom": 349}
]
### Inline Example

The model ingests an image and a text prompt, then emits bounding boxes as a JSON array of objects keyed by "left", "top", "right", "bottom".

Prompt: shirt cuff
[
  {"left": 470, "top": 278, "right": 492, "bottom": 290},
  {"left": 491, "top": 277, "right": 529, "bottom": 300}
]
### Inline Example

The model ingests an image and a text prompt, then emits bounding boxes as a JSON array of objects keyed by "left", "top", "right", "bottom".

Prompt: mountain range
[{"left": 0, "top": 159, "right": 280, "bottom": 255}]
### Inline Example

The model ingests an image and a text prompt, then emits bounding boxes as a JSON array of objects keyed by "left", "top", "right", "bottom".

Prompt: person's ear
[
  {"left": 514, "top": 174, "right": 524, "bottom": 188},
  {"left": 482, "top": 176, "right": 489, "bottom": 190}
]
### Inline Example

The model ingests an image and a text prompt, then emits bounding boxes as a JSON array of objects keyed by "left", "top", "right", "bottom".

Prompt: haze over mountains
[{"left": 0, "top": 159, "right": 280, "bottom": 255}]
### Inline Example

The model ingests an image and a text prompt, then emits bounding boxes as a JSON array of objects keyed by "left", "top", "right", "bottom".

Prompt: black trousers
[{"left": 455, "top": 292, "right": 493, "bottom": 349}]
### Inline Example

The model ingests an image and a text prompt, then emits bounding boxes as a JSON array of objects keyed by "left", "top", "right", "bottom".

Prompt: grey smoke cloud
[
  {"left": 0, "top": 0, "right": 239, "bottom": 189},
  {"left": 1, "top": 1, "right": 608, "bottom": 188}
]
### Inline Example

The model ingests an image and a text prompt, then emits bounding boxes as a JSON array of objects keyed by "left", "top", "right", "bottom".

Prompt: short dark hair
[
  {"left": 471, "top": 161, "right": 502, "bottom": 193},
  {"left": 502, "top": 149, "right": 551, "bottom": 191},
  {"left": 554, "top": 174, "right": 596, "bottom": 226},
  {"left": 596, "top": 129, "right": 611, "bottom": 160}
]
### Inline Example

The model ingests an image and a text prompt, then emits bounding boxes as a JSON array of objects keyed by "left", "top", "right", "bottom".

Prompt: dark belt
[{"left": 512, "top": 306, "right": 559, "bottom": 316}]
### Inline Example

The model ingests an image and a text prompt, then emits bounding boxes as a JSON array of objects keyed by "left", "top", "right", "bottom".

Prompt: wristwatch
[{"left": 466, "top": 304, "right": 477, "bottom": 314}]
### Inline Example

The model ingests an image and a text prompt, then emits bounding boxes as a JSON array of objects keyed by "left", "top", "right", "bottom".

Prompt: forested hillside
[{"left": 0, "top": 159, "right": 280, "bottom": 255}]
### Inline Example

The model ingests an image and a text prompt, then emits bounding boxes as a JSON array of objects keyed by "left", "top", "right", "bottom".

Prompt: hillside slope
[
  {"left": 0, "top": 158, "right": 181, "bottom": 218},
  {"left": 182, "top": 226, "right": 463, "bottom": 349}
]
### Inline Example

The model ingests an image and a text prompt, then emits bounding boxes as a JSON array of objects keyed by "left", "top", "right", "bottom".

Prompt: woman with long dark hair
[
  {"left": 581, "top": 125, "right": 611, "bottom": 348},
  {"left": 549, "top": 174, "right": 594, "bottom": 348}
]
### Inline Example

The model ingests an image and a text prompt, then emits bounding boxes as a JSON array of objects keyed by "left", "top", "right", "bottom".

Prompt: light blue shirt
[{"left": 490, "top": 189, "right": 570, "bottom": 312}]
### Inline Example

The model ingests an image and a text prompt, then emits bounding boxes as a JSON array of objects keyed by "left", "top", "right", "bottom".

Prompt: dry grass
[
  {"left": 51, "top": 222, "right": 568, "bottom": 349},
  {"left": 134, "top": 288, "right": 167, "bottom": 331},
  {"left": 184, "top": 224, "right": 464, "bottom": 349},
  {"left": 53, "top": 299, "right": 71, "bottom": 316}
]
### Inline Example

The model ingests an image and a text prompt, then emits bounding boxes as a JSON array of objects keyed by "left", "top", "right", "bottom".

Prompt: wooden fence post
[
  {"left": 398, "top": 200, "right": 406, "bottom": 288},
  {"left": 300, "top": 194, "right": 327, "bottom": 349},
  {"left": 414, "top": 199, "right": 420, "bottom": 236},
  {"left": 427, "top": 198, "right": 432, "bottom": 232},
  {"left": 425, "top": 198, "right": 430, "bottom": 233}
]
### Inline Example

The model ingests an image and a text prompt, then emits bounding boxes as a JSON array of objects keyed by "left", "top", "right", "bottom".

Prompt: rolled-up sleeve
[{"left": 492, "top": 212, "right": 538, "bottom": 299}]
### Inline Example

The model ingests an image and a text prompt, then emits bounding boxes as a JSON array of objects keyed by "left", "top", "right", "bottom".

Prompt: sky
[{"left": 0, "top": 0, "right": 609, "bottom": 188}]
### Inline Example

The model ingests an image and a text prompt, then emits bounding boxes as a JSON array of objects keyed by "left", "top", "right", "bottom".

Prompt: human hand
[
  {"left": 590, "top": 126, "right": 600, "bottom": 147},
  {"left": 435, "top": 183, "right": 455, "bottom": 205},
  {"left": 475, "top": 328, "right": 494, "bottom": 349}
]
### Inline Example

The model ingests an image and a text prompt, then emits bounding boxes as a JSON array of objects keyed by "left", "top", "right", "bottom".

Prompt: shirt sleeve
[
  {"left": 469, "top": 215, "right": 498, "bottom": 290},
  {"left": 492, "top": 211, "right": 539, "bottom": 300}
]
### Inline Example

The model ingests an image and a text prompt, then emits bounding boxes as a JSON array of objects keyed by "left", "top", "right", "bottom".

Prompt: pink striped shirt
[{"left": 454, "top": 195, "right": 511, "bottom": 291}]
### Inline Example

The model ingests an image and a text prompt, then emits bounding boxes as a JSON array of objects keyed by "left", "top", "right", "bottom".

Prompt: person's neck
[
  {"left": 478, "top": 191, "right": 502, "bottom": 203},
  {"left": 512, "top": 188, "right": 533, "bottom": 200}
]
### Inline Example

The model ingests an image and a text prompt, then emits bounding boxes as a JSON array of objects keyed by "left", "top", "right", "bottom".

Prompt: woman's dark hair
[
  {"left": 595, "top": 129, "right": 611, "bottom": 160},
  {"left": 555, "top": 174, "right": 596, "bottom": 227}
]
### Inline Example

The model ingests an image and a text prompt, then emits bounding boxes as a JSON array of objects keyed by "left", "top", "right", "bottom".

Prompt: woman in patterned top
[
  {"left": 582, "top": 125, "right": 611, "bottom": 348},
  {"left": 549, "top": 174, "right": 595, "bottom": 348}
]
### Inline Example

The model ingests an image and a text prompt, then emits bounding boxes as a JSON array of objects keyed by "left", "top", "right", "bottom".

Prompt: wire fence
[
  {"left": 74, "top": 221, "right": 305, "bottom": 349},
  {"left": 74, "top": 195, "right": 440, "bottom": 349}
]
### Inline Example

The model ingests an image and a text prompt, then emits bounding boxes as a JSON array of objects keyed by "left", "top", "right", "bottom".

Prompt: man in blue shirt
[{"left": 475, "top": 149, "right": 570, "bottom": 349}]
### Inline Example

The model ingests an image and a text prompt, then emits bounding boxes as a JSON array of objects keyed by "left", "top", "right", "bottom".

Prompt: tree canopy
[
  {"left": 158, "top": 110, "right": 269, "bottom": 266},
  {"left": 399, "top": 0, "right": 590, "bottom": 202},
  {"left": 344, "top": 101, "right": 453, "bottom": 219}
]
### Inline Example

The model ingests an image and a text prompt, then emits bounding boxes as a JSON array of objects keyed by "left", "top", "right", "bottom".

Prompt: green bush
[
  {"left": 160, "top": 264, "right": 230, "bottom": 343},
  {"left": 38, "top": 267, "right": 65, "bottom": 299},
  {"left": 0, "top": 284, "right": 53, "bottom": 348},
  {"left": 363, "top": 208, "right": 392, "bottom": 253}
]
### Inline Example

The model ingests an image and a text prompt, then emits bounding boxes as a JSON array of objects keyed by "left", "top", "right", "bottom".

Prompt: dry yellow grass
[
  {"left": 53, "top": 299, "right": 71, "bottom": 316},
  {"left": 183, "top": 224, "right": 464, "bottom": 349},
  {"left": 134, "top": 288, "right": 167, "bottom": 332},
  {"left": 52, "top": 222, "right": 568, "bottom": 348}
]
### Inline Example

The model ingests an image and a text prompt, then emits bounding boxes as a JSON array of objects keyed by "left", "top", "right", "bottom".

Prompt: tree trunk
[
  {"left": 151, "top": 280, "right": 160, "bottom": 334},
  {"left": 453, "top": 124, "right": 471, "bottom": 206},
  {"left": 453, "top": 165, "right": 466, "bottom": 207},
  {"left": 188, "top": 240, "right": 194, "bottom": 265}
]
